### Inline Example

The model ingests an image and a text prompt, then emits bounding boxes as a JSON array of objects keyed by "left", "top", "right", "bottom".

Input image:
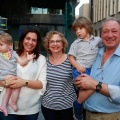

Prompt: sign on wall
[{"left": 0, "top": 17, "right": 7, "bottom": 30}]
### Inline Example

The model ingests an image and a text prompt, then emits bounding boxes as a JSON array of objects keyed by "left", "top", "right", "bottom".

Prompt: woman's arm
[
  {"left": 9, "top": 56, "right": 47, "bottom": 91},
  {"left": 0, "top": 75, "right": 16, "bottom": 87},
  {"left": 9, "top": 77, "right": 43, "bottom": 89},
  {"left": 0, "top": 80, "right": 6, "bottom": 87}
]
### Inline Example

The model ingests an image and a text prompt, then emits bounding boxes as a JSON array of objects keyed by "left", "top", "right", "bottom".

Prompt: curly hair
[
  {"left": 44, "top": 31, "right": 68, "bottom": 55},
  {"left": 72, "top": 16, "right": 93, "bottom": 34}
]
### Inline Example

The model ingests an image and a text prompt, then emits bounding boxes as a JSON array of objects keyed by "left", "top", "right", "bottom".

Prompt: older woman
[
  {"left": 41, "top": 31, "right": 77, "bottom": 120},
  {"left": 0, "top": 27, "right": 47, "bottom": 120}
]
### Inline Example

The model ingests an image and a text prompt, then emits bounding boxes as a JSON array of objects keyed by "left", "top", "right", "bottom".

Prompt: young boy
[
  {"left": 68, "top": 16, "right": 102, "bottom": 120},
  {"left": 0, "top": 32, "right": 35, "bottom": 116}
]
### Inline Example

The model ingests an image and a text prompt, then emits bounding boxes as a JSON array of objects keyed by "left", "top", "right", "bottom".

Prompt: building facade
[
  {"left": 90, "top": 0, "right": 120, "bottom": 36},
  {"left": 77, "top": 0, "right": 120, "bottom": 36},
  {"left": 0, "top": 0, "right": 79, "bottom": 55},
  {"left": 79, "top": 3, "right": 90, "bottom": 18}
]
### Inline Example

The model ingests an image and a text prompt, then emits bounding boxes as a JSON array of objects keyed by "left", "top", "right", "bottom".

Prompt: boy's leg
[
  {"left": 73, "top": 68, "right": 91, "bottom": 120},
  {"left": 9, "top": 88, "right": 21, "bottom": 112},
  {"left": 0, "top": 88, "right": 12, "bottom": 116},
  {"left": 73, "top": 100, "right": 83, "bottom": 120},
  {"left": 72, "top": 68, "right": 83, "bottom": 120}
]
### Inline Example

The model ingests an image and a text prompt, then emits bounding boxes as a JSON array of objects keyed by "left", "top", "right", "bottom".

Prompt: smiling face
[
  {"left": 101, "top": 20, "right": 120, "bottom": 51},
  {"left": 49, "top": 34, "right": 63, "bottom": 54},
  {"left": 23, "top": 32, "right": 37, "bottom": 54}
]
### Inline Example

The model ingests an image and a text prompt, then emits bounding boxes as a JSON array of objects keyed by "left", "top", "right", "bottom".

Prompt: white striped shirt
[
  {"left": 41, "top": 57, "right": 77, "bottom": 110},
  {"left": 68, "top": 35, "right": 102, "bottom": 68}
]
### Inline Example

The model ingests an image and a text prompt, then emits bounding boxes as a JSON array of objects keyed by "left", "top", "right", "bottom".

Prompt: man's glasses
[{"left": 49, "top": 40, "right": 62, "bottom": 44}]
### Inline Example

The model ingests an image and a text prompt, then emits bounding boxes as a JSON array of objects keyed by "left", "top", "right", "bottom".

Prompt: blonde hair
[
  {"left": 0, "top": 32, "right": 12, "bottom": 44},
  {"left": 72, "top": 16, "right": 93, "bottom": 34},
  {"left": 44, "top": 31, "right": 68, "bottom": 55}
]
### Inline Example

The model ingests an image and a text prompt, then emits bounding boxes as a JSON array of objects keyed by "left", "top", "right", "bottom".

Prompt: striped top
[{"left": 41, "top": 57, "right": 77, "bottom": 110}]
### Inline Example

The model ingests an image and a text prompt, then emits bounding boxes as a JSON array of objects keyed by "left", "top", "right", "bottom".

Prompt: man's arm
[
  {"left": 74, "top": 74, "right": 110, "bottom": 102},
  {"left": 107, "top": 85, "right": 120, "bottom": 103},
  {"left": 0, "top": 80, "right": 6, "bottom": 87}
]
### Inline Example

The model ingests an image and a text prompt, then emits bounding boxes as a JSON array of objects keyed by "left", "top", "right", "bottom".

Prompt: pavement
[
  {"left": 37, "top": 99, "right": 45, "bottom": 120},
  {"left": 37, "top": 109, "right": 45, "bottom": 120}
]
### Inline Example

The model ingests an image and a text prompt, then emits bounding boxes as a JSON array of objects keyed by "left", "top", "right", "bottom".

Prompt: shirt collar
[
  {"left": 76, "top": 35, "right": 94, "bottom": 43},
  {"left": 99, "top": 44, "right": 120, "bottom": 57}
]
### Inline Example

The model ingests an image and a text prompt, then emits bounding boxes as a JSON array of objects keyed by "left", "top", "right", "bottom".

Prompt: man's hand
[{"left": 74, "top": 74, "right": 98, "bottom": 90}]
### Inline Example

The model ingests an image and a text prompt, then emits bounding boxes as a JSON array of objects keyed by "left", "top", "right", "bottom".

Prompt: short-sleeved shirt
[
  {"left": 0, "top": 50, "right": 18, "bottom": 80},
  {"left": 68, "top": 35, "right": 102, "bottom": 68}
]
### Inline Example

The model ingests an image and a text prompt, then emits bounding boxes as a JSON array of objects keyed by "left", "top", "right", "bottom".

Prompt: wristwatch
[
  {"left": 25, "top": 81, "right": 29, "bottom": 86},
  {"left": 96, "top": 82, "right": 102, "bottom": 92}
]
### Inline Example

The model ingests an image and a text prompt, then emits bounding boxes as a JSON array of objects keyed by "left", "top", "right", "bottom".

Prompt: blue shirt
[{"left": 84, "top": 44, "right": 120, "bottom": 113}]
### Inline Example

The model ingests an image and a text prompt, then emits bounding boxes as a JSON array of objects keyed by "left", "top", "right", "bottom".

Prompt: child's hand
[
  {"left": 27, "top": 52, "right": 36, "bottom": 60},
  {"left": 76, "top": 65, "right": 86, "bottom": 74}
]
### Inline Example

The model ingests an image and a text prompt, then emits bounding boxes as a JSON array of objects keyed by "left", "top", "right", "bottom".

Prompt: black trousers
[
  {"left": 0, "top": 111, "right": 39, "bottom": 120},
  {"left": 41, "top": 105, "right": 74, "bottom": 120}
]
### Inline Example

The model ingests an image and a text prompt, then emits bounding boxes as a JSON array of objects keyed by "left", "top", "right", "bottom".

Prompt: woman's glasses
[{"left": 49, "top": 40, "right": 62, "bottom": 44}]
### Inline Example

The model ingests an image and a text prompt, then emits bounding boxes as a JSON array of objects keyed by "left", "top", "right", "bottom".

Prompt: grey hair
[{"left": 101, "top": 17, "right": 120, "bottom": 30}]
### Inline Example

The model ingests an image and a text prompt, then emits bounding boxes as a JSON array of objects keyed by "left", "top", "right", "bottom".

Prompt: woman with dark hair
[
  {"left": 0, "top": 27, "right": 47, "bottom": 120},
  {"left": 17, "top": 28, "right": 41, "bottom": 60}
]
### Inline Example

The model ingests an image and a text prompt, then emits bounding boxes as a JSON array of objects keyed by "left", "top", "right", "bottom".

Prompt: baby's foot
[
  {"left": 0, "top": 106, "right": 8, "bottom": 116},
  {"left": 9, "top": 102, "right": 17, "bottom": 112}
]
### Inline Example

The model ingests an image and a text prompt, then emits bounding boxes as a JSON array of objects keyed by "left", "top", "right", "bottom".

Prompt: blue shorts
[{"left": 72, "top": 67, "right": 91, "bottom": 79}]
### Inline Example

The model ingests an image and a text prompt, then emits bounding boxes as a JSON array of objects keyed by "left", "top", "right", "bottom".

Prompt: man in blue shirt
[{"left": 74, "top": 17, "right": 120, "bottom": 120}]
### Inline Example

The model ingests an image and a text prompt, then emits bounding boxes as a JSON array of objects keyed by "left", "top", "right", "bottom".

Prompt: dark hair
[
  {"left": 72, "top": 16, "right": 93, "bottom": 34},
  {"left": 16, "top": 27, "right": 42, "bottom": 60}
]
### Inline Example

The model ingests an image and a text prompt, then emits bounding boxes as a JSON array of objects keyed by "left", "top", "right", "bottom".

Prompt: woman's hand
[
  {"left": 4, "top": 75, "right": 17, "bottom": 86},
  {"left": 9, "top": 77, "right": 25, "bottom": 89}
]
